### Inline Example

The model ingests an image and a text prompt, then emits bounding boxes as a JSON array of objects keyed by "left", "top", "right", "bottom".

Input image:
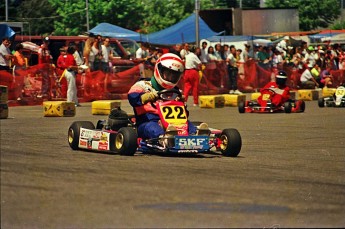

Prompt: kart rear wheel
[
  {"left": 318, "top": 98, "right": 325, "bottom": 107},
  {"left": 68, "top": 121, "right": 95, "bottom": 150},
  {"left": 284, "top": 101, "right": 292, "bottom": 113},
  {"left": 219, "top": 128, "right": 242, "bottom": 157},
  {"left": 114, "top": 127, "right": 138, "bottom": 156},
  {"left": 238, "top": 101, "right": 246, "bottom": 113}
]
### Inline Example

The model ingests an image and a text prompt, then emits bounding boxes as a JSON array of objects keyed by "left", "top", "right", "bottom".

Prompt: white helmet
[{"left": 154, "top": 53, "right": 184, "bottom": 89}]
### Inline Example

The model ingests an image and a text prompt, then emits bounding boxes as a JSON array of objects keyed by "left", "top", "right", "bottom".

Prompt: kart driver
[
  {"left": 257, "top": 70, "right": 290, "bottom": 107},
  {"left": 128, "top": 53, "right": 207, "bottom": 140}
]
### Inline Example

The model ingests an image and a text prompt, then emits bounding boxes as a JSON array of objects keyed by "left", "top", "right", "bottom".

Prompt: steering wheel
[
  {"left": 261, "top": 88, "right": 277, "bottom": 95},
  {"left": 157, "top": 88, "right": 182, "bottom": 101}
]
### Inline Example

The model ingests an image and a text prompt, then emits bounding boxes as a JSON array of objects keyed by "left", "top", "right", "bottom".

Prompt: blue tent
[
  {"left": 89, "top": 22, "right": 140, "bottom": 40},
  {"left": 0, "top": 24, "right": 15, "bottom": 40},
  {"left": 144, "top": 13, "right": 220, "bottom": 45}
]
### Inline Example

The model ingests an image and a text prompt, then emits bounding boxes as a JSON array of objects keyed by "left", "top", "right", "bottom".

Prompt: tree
[{"left": 265, "top": 0, "right": 341, "bottom": 31}]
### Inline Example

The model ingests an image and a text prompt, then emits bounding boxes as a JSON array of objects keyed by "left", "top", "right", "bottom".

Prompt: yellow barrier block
[
  {"left": 43, "top": 101, "right": 76, "bottom": 117},
  {"left": 0, "top": 103, "right": 9, "bottom": 119},
  {"left": 92, "top": 100, "right": 121, "bottom": 115},
  {"left": 199, "top": 95, "right": 225, "bottom": 108},
  {"left": 0, "top": 85, "right": 8, "bottom": 103},
  {"left": 322, "top": 87, "right": 336, "bottom": 97},
  {"left": 297, "top": 89, "right": 319, "bottom": 101},
  {"left": 222, "top": 94, "right": 246, "bottom": 106}
]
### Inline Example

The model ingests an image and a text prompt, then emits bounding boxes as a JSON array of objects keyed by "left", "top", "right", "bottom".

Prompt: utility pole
[
  {"left": 195, "top": 0, "right": 200, "bottom": 47},
  {"left": 5, "top": 0, "right": 8, "bottom": 21},
  {"left": 86, "top": 0, "right": 90, "bottom": 31}
]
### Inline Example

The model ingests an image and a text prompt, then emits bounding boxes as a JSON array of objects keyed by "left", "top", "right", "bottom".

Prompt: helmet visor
[{"left": 161, "top": 67, "right": 182, "bottom": 84}]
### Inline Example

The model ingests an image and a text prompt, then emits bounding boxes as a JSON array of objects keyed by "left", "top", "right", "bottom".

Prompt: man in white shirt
[
  {"left": 200, "top": 41, "right": 208, "bottom": 64},
  {"left": 101, "top": 37, "right": 114, "bottom": 72},
  {"left": 184, "top": 46, "right": 202, "bottom": 106},
  {"left": 300, "top": 65, "right": 319, "bottom": 89},
  {"left": 0, "top": 37, "right": 13, "bottom": 71},
  {"left": 136, "top": 42, "right": 149, "bottom": 61}
]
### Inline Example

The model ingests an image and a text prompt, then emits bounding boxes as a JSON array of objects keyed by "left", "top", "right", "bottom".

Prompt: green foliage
[
  {"left": 331, "top": 20, "right": 345, "bottom": 29},
  {"left": 265, "top": 0, "right": 341, "bottom": 31}
]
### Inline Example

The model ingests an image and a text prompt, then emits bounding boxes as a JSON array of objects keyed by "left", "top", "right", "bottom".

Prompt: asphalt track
[{"left": 1, "top": 96, "right": 344, "bottom": 228}]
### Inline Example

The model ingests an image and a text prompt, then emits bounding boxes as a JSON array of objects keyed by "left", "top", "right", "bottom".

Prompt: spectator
[
  {"left": 226, "top": 45, "right": 242, "bottom": 94},
  {"left": 243, "top": 44, "right": 251, "bottom": 61},
  {"left": 72, "top": 44, "right": 83, "bottom": 67},
  {"left": 320, "top": 65, "right": 333, "bottom": 88},
  {"left": 310, "top": 63, "right": 322, "bottom": 86},
  {"left": 207, "top": 46, "right": 218, "bottom": 62},
  {"left": 100, "top": 37, "right": 114, "bottom": 73},
  {"left": 223, "top": 44, "right": 230, "bottom": 60},
  {"left": 214, "top": 43, "right": 223, "bottom": 60},
  {"left": 300, "top": 65, "right": 319, "bottom": 89},
  {"left": 276, "top": 36, "right": 289, "bottom": 57},
  {"left": 12, "top": 43, "right": 26, "bottom": 70},
  {"left": 200, "top": 41, "right": 208, "bottom": 64},
  {"left": 83, "top": 36, "right": 95, "bottom": 71},
  {"left": 58, "top": 46, "right": 80, "bottom": 106},
  {"left": 0, "top": 37, "right": 13, "bottom": 71},
  {"left": 38, "top": 37, "right": 52, "bottom": 64},
  {"left": 184, "top": 46, "right": 202, "bottom": 106},
  {"left": 180, "top": 43, "right": 190, "bottom": 60},
  {"left": 91, "top": 36, "right": 102, "bottom": 71},
  {"left": 136, "top": 42, "right": 150, "bottom": 62},
  {"left": 257, "top": 45, "right": 270, "bottom": 69},
  {"left": 169, "top": 43, "right": 182, "bottom": 58}
]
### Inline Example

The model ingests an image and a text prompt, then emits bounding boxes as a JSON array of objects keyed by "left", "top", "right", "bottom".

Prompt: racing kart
[
  {"left": 238, "top": 88, "right": 305, "bottom": 113},
  {"left": 68, "top": 89, "right": 242, "bottom": 157},
  {"left": 318, "top": 86, "right": 345, "bottom": 107}
]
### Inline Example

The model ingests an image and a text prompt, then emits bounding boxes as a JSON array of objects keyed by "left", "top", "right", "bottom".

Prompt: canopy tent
[
  {"left": 142, "top": 13, "right": 221, "bottom": 45},
  {"left": 89, "top": 22, "right": 140, "bottom": 40},
  {"left": 0, "top": 24, "right": 15, "bottom": 40}
]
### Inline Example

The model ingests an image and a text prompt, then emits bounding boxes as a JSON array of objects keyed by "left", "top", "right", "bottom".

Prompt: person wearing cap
[
  {"left": 38, "top": 37, "right": 52, "bottom": 64},
  {"left": 257, "top": 70, "right": 291, "bottom": 107},
  {"left": 276, "top": 36, "right": 289, "bottom": 57}
]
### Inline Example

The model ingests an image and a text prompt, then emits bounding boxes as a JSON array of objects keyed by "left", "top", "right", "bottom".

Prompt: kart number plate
[
  {"left": 262, "top": 94, "right": 271, "bottom": 100},
  {"left": 160, "top": 105, "right": 187, "bottom": 124},
  {"left": 336, "top": 88, "right": 345, "bottom": 96},
  {"left": 175, "top": 136, "right": 209, "bottom": 150}
]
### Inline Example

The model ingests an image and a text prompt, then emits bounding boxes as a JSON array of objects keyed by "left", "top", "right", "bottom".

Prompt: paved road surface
[{"left": 1, "top": 97, "right": 344, "bottom": 228}]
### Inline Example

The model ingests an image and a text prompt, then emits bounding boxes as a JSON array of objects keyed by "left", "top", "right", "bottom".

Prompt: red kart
[{"left": 238, "top": 88, "right": 305, "bottom": 113}]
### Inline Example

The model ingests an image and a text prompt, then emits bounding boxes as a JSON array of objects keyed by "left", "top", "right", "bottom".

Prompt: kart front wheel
[
  {"left": 219, "top": 128, "right": 242, "bottom": 157},
  {"left": 238, "top": 101, "right": 246, "bottom": 113},
  {"left": 318, "top": 98, "right": 325, "bottom": 107},
  {"left": 284, "top": 101, "right": 292, "bottom": 113},
  {"left": 68, "top": 121, "right": 95, "bottom": 150},
  {"left": 299, "top": 100, "right": 305, "bottom": 112},
  {"left": 114, "top": 127, "right": 138, "bottom": 156}
]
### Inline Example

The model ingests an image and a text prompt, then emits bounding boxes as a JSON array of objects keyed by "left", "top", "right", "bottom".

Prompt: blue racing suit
[{"left": 128, "top": 77, "right": 196, "bottom": 139}]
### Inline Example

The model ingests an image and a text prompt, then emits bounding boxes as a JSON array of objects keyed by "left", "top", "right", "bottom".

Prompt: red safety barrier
[{"left": 1, "top": 61, "right": 344, "bottom": 106}]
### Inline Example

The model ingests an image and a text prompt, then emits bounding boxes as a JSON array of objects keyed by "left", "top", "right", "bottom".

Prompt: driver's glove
[{"left": 141, "top": 91, "right": 158, "bottom": 104}]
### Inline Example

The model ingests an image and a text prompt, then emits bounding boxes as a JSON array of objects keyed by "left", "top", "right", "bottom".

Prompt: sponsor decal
[
  {"left": 98, "top": 141, "right": 109, "bottom": 151},
  {"left": 175, "top": 136, "right": 209, "bottom": 150}
]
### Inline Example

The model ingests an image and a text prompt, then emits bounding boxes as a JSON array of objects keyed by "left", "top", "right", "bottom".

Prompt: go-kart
[
  {"left": 318, "top": 86, "right": 345, "bottom": 107},
  {"left": 68, "top": 89, "right": 242, "bottom": 157},
  {"left": 238, "top": 88, "right": 305, "bottom": 113}
]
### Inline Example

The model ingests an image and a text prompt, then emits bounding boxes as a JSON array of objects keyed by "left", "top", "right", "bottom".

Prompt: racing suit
[
  {"left": 128, "top": 77, "right": 196, "bottom": 139},
  {"left": 258, "top": 82, "right": 290, "bottom": 106}
]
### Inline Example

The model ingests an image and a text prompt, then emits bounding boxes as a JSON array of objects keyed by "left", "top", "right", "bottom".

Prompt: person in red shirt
[
  {"left": 258, "top": 70, "right": 290, "bottom": 107},
  {"left": 38, "top": 37, "right": 52, "bottom": 64},
  {"left": 58, "top": 46, "right": 80, "bottom": 106}
]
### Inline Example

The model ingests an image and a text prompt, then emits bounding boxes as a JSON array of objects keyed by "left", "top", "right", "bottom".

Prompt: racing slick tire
[
  {"left": 68, "top": 121, "right": 95, "bottom": 150},
  {"left": 114, "top": 127, "right": 138, "bottom": 156},
  {"left": 219, "top": 128, "right": 242, "bottom": 157},
  {"left": 299, "top": 100, "right": 306, "bottom": 112},
  {"left": 284, "top": 101, "right": 292, "bottom": 113},
  {"left": 318, "top": 98, "right": 325, "bottom": 107},
  {"left": 238, "top": 101, "right": 246, "bottom": 113}
]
